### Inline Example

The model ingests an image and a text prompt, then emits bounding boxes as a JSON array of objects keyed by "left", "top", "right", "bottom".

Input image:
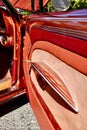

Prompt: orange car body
[{"left": 0, "top": 0, "right": 87, "bottom": 129}]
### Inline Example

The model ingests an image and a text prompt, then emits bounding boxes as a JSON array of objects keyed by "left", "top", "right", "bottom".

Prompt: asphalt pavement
[{"left": 0, "top": 94, "right": 40, "bottom": 130}]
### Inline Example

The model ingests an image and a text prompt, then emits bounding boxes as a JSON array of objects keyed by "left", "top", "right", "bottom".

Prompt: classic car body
[{"left": 0, "top": 0, "right": 87, "bottom": 129}]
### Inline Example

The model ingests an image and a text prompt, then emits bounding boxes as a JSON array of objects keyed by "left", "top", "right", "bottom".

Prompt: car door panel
[{"left": 24, "top": 14, "right": 87, "bottom": 129}]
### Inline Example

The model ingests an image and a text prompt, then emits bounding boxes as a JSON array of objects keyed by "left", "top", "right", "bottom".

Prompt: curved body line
[
  {"left": 32, "top": 25, "right": 87, "bottom": 41},
  {"left": 29, "top": 16, "right": 87, "bottom": 22}
]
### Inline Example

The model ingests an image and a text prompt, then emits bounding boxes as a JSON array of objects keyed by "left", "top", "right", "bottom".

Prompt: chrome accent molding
[{"left": 31, "top": 63, "right": 78, "bottom": 113}]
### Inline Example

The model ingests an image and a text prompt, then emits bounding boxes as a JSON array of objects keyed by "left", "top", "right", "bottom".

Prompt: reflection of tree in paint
[{"left": 71, "top": 0, "right": 87, "bottom": 10}]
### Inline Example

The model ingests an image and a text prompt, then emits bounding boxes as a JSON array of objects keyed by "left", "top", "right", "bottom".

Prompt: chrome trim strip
[{"left": 31, "top": 63, "right": 78, "bottom": 113}]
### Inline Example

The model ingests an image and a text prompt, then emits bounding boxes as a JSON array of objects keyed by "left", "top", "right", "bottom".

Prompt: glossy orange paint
[
  {"left": 0, "top": 0, "right": 87, "bottom": 129},
  {"left": 23, "top": 11, "right": 87, "bottom": 129},
  {"left": 0, "top": 7, "right": 26, "bottom": 104}
]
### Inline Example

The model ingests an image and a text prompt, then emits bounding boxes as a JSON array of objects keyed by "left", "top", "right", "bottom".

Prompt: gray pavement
[{"left": 0, "top": 103, "right": 40, "bottom": 130}]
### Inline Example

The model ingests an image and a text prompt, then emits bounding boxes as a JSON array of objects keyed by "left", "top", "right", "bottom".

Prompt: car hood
[{"left": 0, "top": 0, "right": 48, "bottom": 11}]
